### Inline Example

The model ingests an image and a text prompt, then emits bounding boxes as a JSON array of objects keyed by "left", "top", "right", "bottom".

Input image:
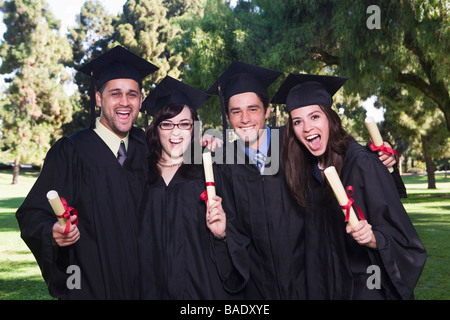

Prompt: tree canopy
[
  {"left": 0, "top": 0, "right": 448, "bottom": 186},
  {"left": 0, "top": 0, "right": 75, "bottom": 183}
]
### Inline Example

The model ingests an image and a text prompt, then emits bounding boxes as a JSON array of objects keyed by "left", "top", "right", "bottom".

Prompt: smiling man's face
[
  {"left": 227, "top": 92, "right": 271, "bottom": 150},
  {"left": 96, "top": 78, "right": 142, "bottom": 139}
]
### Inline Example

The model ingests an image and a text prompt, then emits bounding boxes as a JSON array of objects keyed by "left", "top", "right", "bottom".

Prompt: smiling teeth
[{"left": 306, "top": 134, "right": 319, "bottom": 140}]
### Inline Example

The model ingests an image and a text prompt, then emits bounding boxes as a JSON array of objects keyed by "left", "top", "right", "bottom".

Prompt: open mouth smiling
[{"left": 306, "top": 134, "right": 321, "bottom": 150}]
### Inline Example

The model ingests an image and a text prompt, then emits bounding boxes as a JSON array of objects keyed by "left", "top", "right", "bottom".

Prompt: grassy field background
[{"left": 0, "top": 170, "right": 449, "bottom": 300}]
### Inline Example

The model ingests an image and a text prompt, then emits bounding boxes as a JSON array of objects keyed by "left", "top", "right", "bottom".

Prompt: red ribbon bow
[
  {"left": 56, "top": 197, "right": 79, "bottom": 235},
  {"left": 340, "top": 186, "right": 365, "bottom": 223},
  {"left": 369, "top": 140, "right": 398, "bottom": 157},
  {"left": 200, "top": 182, "right": 215, "bottom": 205}
]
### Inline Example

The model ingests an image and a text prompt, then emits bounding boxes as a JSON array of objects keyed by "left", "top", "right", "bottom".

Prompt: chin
[{"left": 305, "top": 146, "right": 324, "bottom": 158}]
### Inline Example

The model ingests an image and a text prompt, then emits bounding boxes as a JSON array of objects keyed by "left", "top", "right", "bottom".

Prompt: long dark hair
[
  {"left": 281, "top": 105, "right": 354, "bottom": 207},
  {"left": 145, "top": 104, "right": 200, "bottom": 184}
]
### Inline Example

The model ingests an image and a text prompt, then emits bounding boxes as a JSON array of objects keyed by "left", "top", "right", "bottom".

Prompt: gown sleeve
[
  {"left": 365, "top": 141, "right": 407, "bottom": 198},
  {"left": 210, "top": 164, "right": 250, "bottom": 293},
  {"left": 346, "top": 146, "right": 426, "bottom": 299},
  {"left": 16, "top": 137, "right": 78, "bottom": 298}
]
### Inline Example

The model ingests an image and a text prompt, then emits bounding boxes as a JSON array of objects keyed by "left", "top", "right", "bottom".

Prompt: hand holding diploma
[
  {"left": 324, "top": 166, "right": 363, "bottom": 228},
  {"left": 201, "top": 134, "right": 224, "bottom": 152},
  {"left": 47, "top": 190, "right": 80, "bottom": 247},
  {"left": 201, "top": 152, "right": 226, "bottom": 240},
  {"left": 202, "top": 152, "right": 216, "bottom": 206},
  {"left": 324, "top": 167, "right": 377, "bottom": 248},
  {"left": 206, "top": 195, "right": 227, "bottom": 240},
  {"left": 365, "top": 117, "right": 398, "bottom": 173},
  {"left": 346, "top": 220, "right": 377, "bottom": 249}
]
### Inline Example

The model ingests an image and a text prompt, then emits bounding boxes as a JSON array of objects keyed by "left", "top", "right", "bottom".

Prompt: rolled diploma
[
  {"left": 323, "top": 166, "right": 359, "bottom": 228},
  {"left": 365, "top": 116, "right": 393, "bottom": 172},
  {"left": 46, "top": 190, "right": 67, "bottom": 226},
  {"left": 202, "top": 152, "right": 216, "bottom": 206}
]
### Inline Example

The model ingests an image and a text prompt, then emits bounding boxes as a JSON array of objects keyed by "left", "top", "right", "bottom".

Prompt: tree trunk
[
  {"left": 424, "top": 155, "right": 436, "bottom": 189},
  {"left": 12, "top": 155, "right": 20, "bottom": 185},
  {"left": 421, "top": 135, "right": 436, "bottom": 189},
  {"left": 403, "top": 152, "right": 408, "bottom": 173}
]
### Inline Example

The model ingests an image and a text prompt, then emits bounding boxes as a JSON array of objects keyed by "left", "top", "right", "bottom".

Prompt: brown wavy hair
[{"left": 281, "top": 105, "right": 354, "bottom": 207}]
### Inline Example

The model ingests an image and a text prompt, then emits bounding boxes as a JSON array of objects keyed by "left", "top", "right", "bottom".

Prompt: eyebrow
[
  {"left": 292, "top": 110, "right": 322, "bottom": 120},
  {"left": 161, "top": 118, "right": 192, "bottom": 123},
  {"left": 229, "top": 104, "right": 262, "bottom": 112},
  {"left": 108, "top": 88, "right": 140, "bottom": 94}
]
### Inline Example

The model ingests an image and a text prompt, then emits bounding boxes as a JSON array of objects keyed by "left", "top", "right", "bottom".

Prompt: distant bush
[{"left": 408, "top": 167, "right": 422, "bottom": 174}]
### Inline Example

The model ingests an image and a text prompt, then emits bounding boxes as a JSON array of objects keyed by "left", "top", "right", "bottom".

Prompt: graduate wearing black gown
[
  {"left": 16, "top": 46, "right": 158, "bottom": 299},
  {"left": 207, "top": 62, "right": 307, "bottom": 299},
  {"left": 274, "top": 73, "right": 427, "bottom": 299},
  {"left": 138, "top": 76, "right": 248, "bottom": 299}
]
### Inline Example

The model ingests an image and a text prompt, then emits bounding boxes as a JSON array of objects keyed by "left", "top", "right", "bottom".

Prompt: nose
[
  {"left": 119, "top": 93, "right": 130, "bottom": 106},
  {"left": 303, "top": 119, "right": 313, "bottom": 132},
  {"left": 240, "top": 110, "right": 250, "bottom": 124},
  {"left": 171, "top": 126, "right": 181, "bottom": 135}
]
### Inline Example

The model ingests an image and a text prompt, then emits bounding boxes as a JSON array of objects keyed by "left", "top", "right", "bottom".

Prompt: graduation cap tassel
[
  {"left": 272, "top": 105, "right": 278, "bottom": 128},
  {"left": 89, "top": 74, "right": 96, "bottom": 129},
  {"left": 145, "top": 112, "right": 149, "bottom": 128},
  {"left": 218, "top": 85, "right": 228, "bottom": 143}
]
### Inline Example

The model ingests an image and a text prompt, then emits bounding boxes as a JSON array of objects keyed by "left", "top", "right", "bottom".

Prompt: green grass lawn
[
  {"left": 0, "top": 171, "right": 54, "bottom": 299},
  {"left": 0, "top": 170, "right": 449, "bottom": 300},
  {"left": 400, "top": 174, "right": 450, "bottom": 300}
]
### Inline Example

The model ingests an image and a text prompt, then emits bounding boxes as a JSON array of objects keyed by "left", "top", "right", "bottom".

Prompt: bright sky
[
  {"left": 0, "top": 1, "right": 126, "bottom": 37},
  {"left": 46, "top": 0, "right": 127, "bottom": 33}
]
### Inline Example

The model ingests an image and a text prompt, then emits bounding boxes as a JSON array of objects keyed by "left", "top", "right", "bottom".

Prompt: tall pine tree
[{"left": 0, "top": 0, "right": 74, "bottom": 184}]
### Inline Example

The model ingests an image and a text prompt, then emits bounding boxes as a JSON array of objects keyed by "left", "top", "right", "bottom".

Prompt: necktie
[
  {"left": 253, "top": 151, "right": 266, "bottom": 173},
  {"left": 117, "top": 141, "right": 127, "bottom": 166}
]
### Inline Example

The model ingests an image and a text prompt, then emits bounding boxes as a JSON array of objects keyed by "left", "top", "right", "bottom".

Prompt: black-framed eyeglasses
[{"left": 159, "top": 122, "right": 193, "bottom": 130}]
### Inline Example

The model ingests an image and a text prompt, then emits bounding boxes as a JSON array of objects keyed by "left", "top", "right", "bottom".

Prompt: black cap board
[
  {"left": 207, "top": 61, "right": 282, "bottom": 100},
  {"left": 141, "top": 76, "right": 210, "bottom": 117},
  {"left": 271, "top": 73, "right": 348, "bottom": 112},
  {"left": 79, "top": 45, "right": 158, "bottom": 89}
]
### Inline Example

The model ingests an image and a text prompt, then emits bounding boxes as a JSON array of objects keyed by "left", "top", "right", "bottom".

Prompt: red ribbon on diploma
[
  {"left": 340, "top": 186, "right": 365, "bottom": 223},
  {"left": 369, "top": 140, "right": 398, "bottom": 157},
  {"left": 57, "top": 197, "right": 79, "bottom": 235},
  {"left": 200, "top": 182, "right": 215, "bottom": 205}
]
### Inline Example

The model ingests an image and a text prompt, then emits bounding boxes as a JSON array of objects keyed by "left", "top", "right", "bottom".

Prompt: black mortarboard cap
[
  {"left": 141, "top": 76, "right": 210, "bottom": 116},
  {"left": 79, "top": 45, "right": 158, "bottom": 88},
  {"left": 272, "top": 73, "right": 347, "bottom": 112},
  {"left": 207, "top": 61, "right": 282, "bottom": 100}
]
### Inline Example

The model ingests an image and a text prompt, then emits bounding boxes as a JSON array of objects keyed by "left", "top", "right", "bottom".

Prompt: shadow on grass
[
  {"left": 0, "top": 215, "right": 20, "bottom": 233},
  {"left": 0, "top": 258, "right": 54, "bottom": 300},
  {"left": 408, "top": 212, "right": 450, "bottom": 230},
  {"left": 0, "top": 278, "right": 54, "bottom": 300},
  {"left": 0, "top": 197, "right": 25, "bottom": 210},
  {"left": 0, "top": 259, "right": 41, "bottom": 272},
  {"left": 402, "top": 173, "right": 450, "bottom": 186},
  {"left": 407, "top": 212, "right": 450, "bottom": 299},
  {"left": 0, "top": 197, "right": 24, "bottom": 232}
]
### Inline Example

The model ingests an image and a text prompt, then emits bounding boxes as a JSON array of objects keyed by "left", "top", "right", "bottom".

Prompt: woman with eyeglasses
[{"left": 137, "top": 76, "right": 248, "bottom": 299}]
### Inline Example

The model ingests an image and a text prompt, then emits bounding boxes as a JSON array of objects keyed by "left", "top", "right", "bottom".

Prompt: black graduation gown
[
  {"left": 306, "top": 140, "right": 426, "bottom": 300},
  {"left": 218, "top": 127, "right": 306, "bottom": 299},
  {"left": 304, "top": 169, "right": 354, "bottom": 299},
  {"left": 138, "top": 164, "right": 249, "bottom": 299},
  {"left": 16, "top": 127, "right": 148, "bottom": 299}
]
